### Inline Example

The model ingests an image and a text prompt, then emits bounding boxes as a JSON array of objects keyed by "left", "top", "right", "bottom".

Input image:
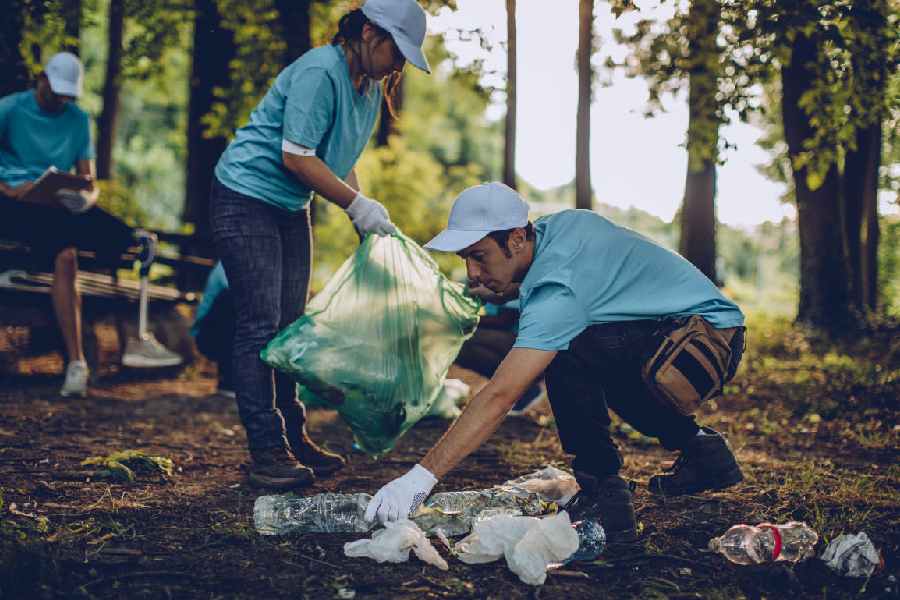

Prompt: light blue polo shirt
[
  {"left": 0, "top": 91, "right": 94, "bottom": 187},
  {"left": 214, "top": 45, "right": 382, "bottom": 212},
  {"left": 514, "top": 210, "right": 745, "bottom": 352}
]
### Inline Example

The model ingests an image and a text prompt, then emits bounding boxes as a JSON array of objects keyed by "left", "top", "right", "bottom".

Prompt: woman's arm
[{"left": 282, "top": 152, "right": 357, "bottom": 208}]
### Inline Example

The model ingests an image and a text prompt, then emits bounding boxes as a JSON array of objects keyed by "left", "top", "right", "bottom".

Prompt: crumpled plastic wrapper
[
  {"left": 820, "top": 532, "right": 882, "bottom": 578},
  {"left": 455, "top": 511, "right": 579, "bottom": 586},
  {"left": 497, "top": 466, "right": 580, "bottom": 505},
  {"left": 344, "top": 519, "right": 448, "bottom": 570}
]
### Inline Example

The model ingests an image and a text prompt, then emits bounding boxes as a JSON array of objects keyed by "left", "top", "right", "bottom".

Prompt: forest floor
[{"left": 0, "top": 315, "right": 898, "bottom": 599}]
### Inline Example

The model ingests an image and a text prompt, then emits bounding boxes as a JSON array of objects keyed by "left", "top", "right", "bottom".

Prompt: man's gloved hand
[
  {"left": 345, "top": 192, "right": 397, "bottom": 236},
  {"left": 365, "top": 464, "right": 437, "bottom": 524}
]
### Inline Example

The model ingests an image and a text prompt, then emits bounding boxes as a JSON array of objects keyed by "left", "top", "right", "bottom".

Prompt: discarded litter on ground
[
  {"left": 709, "top": 521, "right": 818, "bottom": 565},
  {"left": 820, "top": 532, "right": 882, "bottom": 578},
  {"left": 344, "top": 519, "right": 448, "bottom": 570}
]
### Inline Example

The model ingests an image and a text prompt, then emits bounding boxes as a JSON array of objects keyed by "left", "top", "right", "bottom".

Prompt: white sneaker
[
  {"left": 60, "top": 360, "right": 89, "bottom": 397},
  {"left": 122, "top": 334, "right": 183, "bottom": 368}
]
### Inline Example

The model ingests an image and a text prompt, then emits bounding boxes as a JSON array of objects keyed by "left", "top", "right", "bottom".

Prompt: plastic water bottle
[
  {"left": 253, "top": 493, "right": 375, "bottom": 536},
  {"left": 709, "top": 522, "right": 818, "bottom": 565},
  {"left": 563, "top": 519, "right": 607, "bottom": 563}
]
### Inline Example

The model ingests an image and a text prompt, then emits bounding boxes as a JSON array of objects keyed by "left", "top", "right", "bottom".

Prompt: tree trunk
[
  {"left": 782, "top": 33, "right": 852, "bottom": 331},
  {"left": 274, "top": 0, "right": 311, "bottom": 65},
  {"left": 375, "top": 78, "right": 404, "bottom": 147},
  {"left": 96, "top": 0, "right": 124, "bottom": 180},
  {"left": 678, "top": 0, "right": 720, "bottom": 284},
  {"left": 502, "top": 0, "right": 517, "bottom": 189},
  {"left": 60, "top": 0, "right": 81, "bottom": 54},
  {"left": 575, "top": 0, "right": 593, "bottom": 209},
  {"left": 183, "top": 0, "right": 236, "bottom": 279},
  {"left": 0, "top": 1, "right": 29, "bottom": 97},
  {"left": 849, "top": 123, "right": 882, "bottom": 311}
]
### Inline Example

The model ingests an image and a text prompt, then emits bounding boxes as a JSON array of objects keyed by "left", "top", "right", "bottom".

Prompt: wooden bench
[{"left": 0, "top": 232, "right": 214, "bottom": 372}]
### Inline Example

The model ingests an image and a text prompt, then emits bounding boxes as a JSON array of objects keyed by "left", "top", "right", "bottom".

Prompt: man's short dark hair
[{"left": 487, "top": 222, "right": 535, "bottom": 257}]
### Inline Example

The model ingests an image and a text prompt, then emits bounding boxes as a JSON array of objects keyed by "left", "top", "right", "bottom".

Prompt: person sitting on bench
[{"left": 0, "top": 51, "right": 182, "bottom": 397}]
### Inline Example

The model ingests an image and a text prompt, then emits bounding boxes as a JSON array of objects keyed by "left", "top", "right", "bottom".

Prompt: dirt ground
[{"left": 0, "top": 321, "right": 897, "bottom": 599}]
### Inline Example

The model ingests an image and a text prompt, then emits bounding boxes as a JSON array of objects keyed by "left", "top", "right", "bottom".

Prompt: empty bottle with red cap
[{"left": 709, "top": 522, "right": 818, "bottom": 565}]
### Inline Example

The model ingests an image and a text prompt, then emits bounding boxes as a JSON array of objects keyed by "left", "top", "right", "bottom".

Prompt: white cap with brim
[
  {"left": 45, "top": 51, "right": 84, "bottom": 98},
  {"left": 361, "top": 0, "right": 431, "bottom": 74},
  {"left": 424, "top": 182, "right": 530, "bottom": 252}
]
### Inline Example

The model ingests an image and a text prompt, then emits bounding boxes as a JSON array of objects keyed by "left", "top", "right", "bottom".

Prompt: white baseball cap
[
  {"left": 361, "top": 0, "right": 431, "bottom": 73},
  {"left": 45, "top": 52, "right": 84, "bottom": 98},
  {"left": 424, "top": 182, "right": 530, "bottom": 252}
]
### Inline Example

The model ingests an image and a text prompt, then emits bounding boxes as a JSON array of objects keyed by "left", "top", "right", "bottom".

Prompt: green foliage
[
  {"left": 880, "top": 216, "right": 900, "bottom": 315},
  {"left": 81, "top": 449, "right": 174, "bottom": 482}
]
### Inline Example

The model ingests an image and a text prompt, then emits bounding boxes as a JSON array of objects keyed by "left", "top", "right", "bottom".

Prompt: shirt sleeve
[
  {"left": 77, "top": 111, "right": 95, "bottom": 161},
  {"left": 513, "top": 283, "right": 588, "bottom": 351},
  {"left": 282, "top": 67, "right": 336, "bottom": 149}
]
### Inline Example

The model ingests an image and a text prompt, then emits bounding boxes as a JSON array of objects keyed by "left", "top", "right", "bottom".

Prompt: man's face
[
  {"left": 36, "top": 74, "right": 74, "bottom": 113},
  {"left": 458, "top": 234, "right": 520, "bottom": 296}
]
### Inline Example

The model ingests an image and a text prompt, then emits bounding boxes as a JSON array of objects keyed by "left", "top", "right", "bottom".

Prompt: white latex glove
[
  {"left": 365, "top": 464, "right": 437, "bottom": 524},
  {"left": 345, "top": 192, "right": 397, "bottom": 236}
]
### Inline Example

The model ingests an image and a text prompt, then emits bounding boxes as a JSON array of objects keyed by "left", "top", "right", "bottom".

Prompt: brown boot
[
  {"left": 248, "top": 445, "right": 314, "bottom": 490},
  {"left": 288, "top": 428, "right": 346, "bottom": 477}
]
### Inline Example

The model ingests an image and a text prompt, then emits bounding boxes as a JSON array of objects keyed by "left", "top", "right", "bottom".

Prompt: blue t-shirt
[
  {"left": 191, "top": 262, "right": 229, "bottom": 337},
  {"left": 514, "top": 210, "right": 745, "bottom": 352},
  {"left": 0, "top": 91, "right": 94, "bottom": 187},
  {"left": 215, "top": 45, "right": 382, "bottom": 211}
]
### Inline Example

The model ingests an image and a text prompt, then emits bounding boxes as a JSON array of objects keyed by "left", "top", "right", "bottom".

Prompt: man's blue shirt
[
  {"left": 0, "top": 91, "right": 94, "bottom": 187},
  {"left": 215, "top": 45, "right": 382, "bottom": 211},
  {"left": 514, "top": 210, "right": 745, "bottom": 351}
]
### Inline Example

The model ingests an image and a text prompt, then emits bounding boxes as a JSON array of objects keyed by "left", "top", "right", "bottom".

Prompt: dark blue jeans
[
  {"left": 544, "top": 319, "right": 745, "bottom": 478},
  {"left": 209, "top": 178, "right": 312, "bottom": 451}
]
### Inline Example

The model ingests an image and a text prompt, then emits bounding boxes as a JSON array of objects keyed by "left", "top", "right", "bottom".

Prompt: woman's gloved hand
[{"left": 345, "top": 192, "right": 397, "bottom": 236}]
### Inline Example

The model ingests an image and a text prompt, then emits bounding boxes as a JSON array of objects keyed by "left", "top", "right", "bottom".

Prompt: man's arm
[
  {"left": 421, "top": 347, "right": 556, "bottom": 478},
  {"left": 365, "top": 347, "right": 557, "bottom": 523},
  {"left": 75, "top": 159, "right": 99, "bottom": 203}
]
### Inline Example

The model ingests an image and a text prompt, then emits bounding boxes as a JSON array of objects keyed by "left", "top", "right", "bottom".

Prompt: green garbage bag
[{"left": 261, "top": 232, "right": 480, "bottom": 456}]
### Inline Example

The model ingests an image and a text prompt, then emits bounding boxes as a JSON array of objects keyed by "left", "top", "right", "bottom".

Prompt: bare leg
[{"left": 51, "top": 247, "right": 85, "bottom": 363}]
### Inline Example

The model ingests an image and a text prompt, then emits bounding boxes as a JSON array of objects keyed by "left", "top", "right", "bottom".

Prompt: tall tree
[
  {"left": 781, "top": 31, "right": 852, "bottom": 329},
  {"left": 183, "top": 0, "right": 236, "bottom": 254},
  {"left": 575, "top": 0, "right": 593, "bottom": 209},
  {"left": 96, "top": 0, "right": 124, "bottom": 180},
  {"left": 678, "top": 0, "right": 721, "bottom": 283},
  {"left": 502, "top": 0, "right": 517, "bottom": 190},
  {"left": 60, "top": 0, "right": 81, "bottom": 54},
  {"left": 275, "top": 0, "right": 311, "bottom": 65},
  {"left": 1, "top": 1, "right": 30, "bottom": 97}
]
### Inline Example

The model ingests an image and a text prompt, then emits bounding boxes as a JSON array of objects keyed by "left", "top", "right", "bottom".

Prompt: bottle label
[{"left": 759, "top": 523, "right": 782, "bottom": 560}]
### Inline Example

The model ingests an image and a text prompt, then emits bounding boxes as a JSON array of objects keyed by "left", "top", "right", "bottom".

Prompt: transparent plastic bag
[{"left": 261, "top": 233, "right": 480, "bottom": 455}]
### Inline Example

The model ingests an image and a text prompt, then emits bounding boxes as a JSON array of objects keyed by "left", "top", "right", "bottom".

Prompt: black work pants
[{"left": 545, "top": 319, "right": 742, "bottom": 478}]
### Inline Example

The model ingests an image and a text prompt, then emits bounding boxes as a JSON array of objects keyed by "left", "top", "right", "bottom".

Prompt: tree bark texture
[
  {"left": 183, "top": 0, "right": 236, "bottom": 273},
  {"left": 96, "top": 0, "right": 124, "bottom": 180},
  {"left": 782, "top": 32, "right": 852, "bottom": 331},
  {"left": 678, "top": 0, "right": 720, "bottom": 284},
  {"left": 1, "top": 1, "right": 30, "bottom": 97},
  {"left": 575, "top": 0, "right": 593, "bottom": 210},
  {"left": 275, "top": 0, "right": 311, "bottom": 66},
  {"left": 843, "top": 123, "right": 882, "bottom": 312},
  {"left": 60, "top": 0, "right": 81, "bottom": 54},
  {"left": 502, "top": 0, "right": 517, "bottom": 189}
]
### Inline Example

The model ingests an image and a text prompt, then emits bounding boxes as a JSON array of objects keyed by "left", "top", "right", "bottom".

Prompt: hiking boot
[
  {"left": 563, "top": 473, "right": 638, "bottom": 545},
  {"left": 248, "top": 445, "right": 314, "bottom": 490},
  {"left": 60, "top": 360, "right": 89, "bottom": 398},
  {"left": 648, "top": 427, "right": 743, "bottom": 496},
  {"left": 287, "top": 428, "right": 346, "bottom": 477}
]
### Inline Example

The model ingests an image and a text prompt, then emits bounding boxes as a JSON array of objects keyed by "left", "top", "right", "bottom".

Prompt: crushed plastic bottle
[
  {"left": 709, "top": 522, "right": 818, "bottom": 565},
  {"left": 563, "top": 519, "right": 607, "bottom": 563},
  {"left": 254, "top": 493, "right": 375, "bottom": 535},
  {"left": 413, "top": 490, "right": 547, "bottom": 536},
  {"left": 820, "top": 532, "right": 882, "bottom": 578}
]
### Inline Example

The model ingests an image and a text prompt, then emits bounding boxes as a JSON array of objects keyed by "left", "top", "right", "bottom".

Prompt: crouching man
[{"left": 365, "top": 182, "right": 746, "bottom": 544}]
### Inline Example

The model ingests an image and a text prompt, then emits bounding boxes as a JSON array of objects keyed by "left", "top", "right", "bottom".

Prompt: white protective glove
[
  {"left": 365, "top": 464, "right": 438, "bottom": 524},
  {"left": 344, "top": 192, "right": 397, "bottom": 236}
]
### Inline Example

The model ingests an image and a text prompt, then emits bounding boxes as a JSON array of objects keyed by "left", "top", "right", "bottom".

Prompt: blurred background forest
[{"left": 2, "top": 0, "right": 898, "bottom": 332}]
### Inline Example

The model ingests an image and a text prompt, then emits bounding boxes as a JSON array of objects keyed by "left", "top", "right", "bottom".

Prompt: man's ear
[{"left": 510, "top": 228, "right": 527, "bottom": 252}]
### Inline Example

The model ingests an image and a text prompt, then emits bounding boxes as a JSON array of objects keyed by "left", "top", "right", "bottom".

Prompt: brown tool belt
[{"left": 642, "top": 315, "right": 741, "bottom": 416}]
